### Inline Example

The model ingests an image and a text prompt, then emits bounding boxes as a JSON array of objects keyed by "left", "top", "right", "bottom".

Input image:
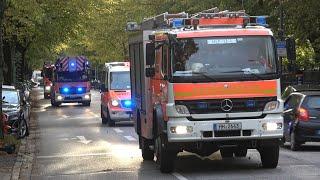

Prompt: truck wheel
[
  {"left": 234, "top": 147, "right": 247, "bottom": 157},
  {"left": 154, "top": 134, "right": 176, "bottom": 173},
  {"left": 259, "top": 145, "right": 279, "bottom": 169},
  {"left": 101, "top": 108, "right": 108, "bottom": 124},
  {"left": 220, "top": 148, "right": 234, "bottom": 158},
  {"left": 140, "top": 136, "right": 154, "bottom": 161},
  {"left": 290, "top": 132, "right": 301, "bottom": 151}
]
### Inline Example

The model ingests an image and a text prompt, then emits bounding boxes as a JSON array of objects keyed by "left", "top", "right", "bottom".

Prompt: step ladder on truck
[{"left": 127, "top": 8, "right": 295, "bottom": 173}]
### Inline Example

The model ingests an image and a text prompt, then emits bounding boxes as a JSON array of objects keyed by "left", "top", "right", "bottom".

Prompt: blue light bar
[
  {"left": 256, "top": 16, "right": 267, "bottom": 26},
  {"left": 172, "top": 19, "right": 184, "bottom": 28},
  {"left": 123, "top": 100, "right": 132, "bottom": 108},
  {"left": 77, "top": 87, "right": 84, "bottom": 93},
  {"left": 63, "top": 87, "right": 69, "bottom": 93}
]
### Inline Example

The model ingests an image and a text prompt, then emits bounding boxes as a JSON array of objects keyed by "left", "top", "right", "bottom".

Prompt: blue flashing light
[
  {"left": 63, "top": 87, "right": 69, "bottom": 93},
  {"left": 256, "top": 16, "right": 267, "bottom": 25},
  {"left": 71, "top": 62, "right": 75, "bottom": 67},
  {"left": 123, "top": 100, "right": 132, "bottom": 108},
  {"left": 77, "top": 87, "right": 84, "bottom": 92},
  {"left": 172, "top": 19, "right": 184, "bottom": 28}
]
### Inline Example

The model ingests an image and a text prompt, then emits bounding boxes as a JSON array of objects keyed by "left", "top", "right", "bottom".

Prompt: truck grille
[{"left": 175, "top": 97, "right": 276, "bottom": 114}]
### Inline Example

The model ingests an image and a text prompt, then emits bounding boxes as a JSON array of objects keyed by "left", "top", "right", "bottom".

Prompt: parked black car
[
  {"left": 283, "top": 87, "right": 320, "bottom": 151},
  {"left": 2, "top": 85, "right": 30, "bottom": 138}
]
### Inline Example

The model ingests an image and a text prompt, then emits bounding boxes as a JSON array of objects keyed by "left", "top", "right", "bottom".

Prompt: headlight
[
  {"left": 170, "top": 126, "right": 193, "bottom": 134},
  {"left": 45, "top": 86, "right": 51, "bottom": 91},
  {"left": 57, "top": 95, "right": 63, "bottom": 100},
  {"left": 175, "top": 105, "right": 190, "bottom": 114},
  {"left": 84, "top": 94, "right": 90, "bottom": 99},
  {"left": 264, "top": 101, "right": 279, "bottom": 112},
  {"left": 111, "top": 100, "right": 119, "bottom": 107}
]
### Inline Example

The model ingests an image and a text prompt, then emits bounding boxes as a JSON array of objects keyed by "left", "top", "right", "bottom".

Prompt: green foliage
[{"left": 1, "top": 0, "right": 319, "bottom": 70}]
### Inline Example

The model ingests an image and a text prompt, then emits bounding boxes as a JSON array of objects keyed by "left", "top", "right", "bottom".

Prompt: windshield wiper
[
  {"left": 220, "top": 70, "right": 264, "bottom": 80},
  {"left": 192, "top": 72, "right": 217, "bottom": 82}
]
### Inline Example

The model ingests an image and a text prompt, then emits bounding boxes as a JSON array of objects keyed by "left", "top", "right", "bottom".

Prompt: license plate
[{"left": 214, "top": 123, "right": 242, "bottom": 131}]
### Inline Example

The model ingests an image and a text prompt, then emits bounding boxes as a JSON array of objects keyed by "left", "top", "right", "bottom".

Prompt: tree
[{"left": 0, "top": 0, "right": 6, "bottom": 139}]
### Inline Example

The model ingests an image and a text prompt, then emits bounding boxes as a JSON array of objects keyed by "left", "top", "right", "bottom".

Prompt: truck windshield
[
  {"left": 172, "top": 36, "right": 277, "bottom": 80},
  {"left": 110, "top": 71, "right": 130, "bottom": 90},
  {"left": 56, "top": 71, "right": 88, "bottom": 82}
]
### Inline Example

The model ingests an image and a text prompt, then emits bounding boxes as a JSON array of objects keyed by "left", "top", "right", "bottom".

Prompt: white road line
[
  {"left": 37, "top": 152, "right": 113, "bottom": 159},
  {"left": 124, "top": 136, "right": 137, "bottom": 141},
  {"left": 89, "top": 112, "right": 99, "bottom": 118},
  {"left": 113, "top": 128, "right": 123, "bottom": 133},
  {"left": 172, "top": 172, "right": 188, "bottom": 180}
]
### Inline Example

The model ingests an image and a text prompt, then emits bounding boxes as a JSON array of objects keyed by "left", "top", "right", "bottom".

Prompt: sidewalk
[{"left": 0, "top": 151, "right": 16, "bottom": 180}]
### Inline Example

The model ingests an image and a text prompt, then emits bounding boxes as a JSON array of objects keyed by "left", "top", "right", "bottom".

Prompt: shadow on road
[{"left": 282, "top": 144, "right": 320, "bottom": 152}]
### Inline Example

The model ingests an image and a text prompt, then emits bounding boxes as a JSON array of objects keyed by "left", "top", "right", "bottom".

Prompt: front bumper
[
  {"left": 55, "top": 93, "right": 91, "bottom": 103},
  {"left": 167, "top": 114, "right": 283, "bottom": 142},
  {"left": 109, "top": 110, "right": 132, "bottom": 122}
]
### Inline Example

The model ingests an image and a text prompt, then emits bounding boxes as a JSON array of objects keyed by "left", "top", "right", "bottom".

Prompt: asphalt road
[{"left": 31, "top": 88, "right": 320, "bottom": 180}]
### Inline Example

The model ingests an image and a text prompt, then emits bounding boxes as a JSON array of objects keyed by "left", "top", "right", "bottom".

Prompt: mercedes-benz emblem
[{"left": 221, "top": 99, "right": 233, "bottom": 112}]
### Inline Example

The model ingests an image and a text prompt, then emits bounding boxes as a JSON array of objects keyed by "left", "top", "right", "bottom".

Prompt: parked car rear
[{"left": 283, "top": 90, "right": 320, "bottom": 150}]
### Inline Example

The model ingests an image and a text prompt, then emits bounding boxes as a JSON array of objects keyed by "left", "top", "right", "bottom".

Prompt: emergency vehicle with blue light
[
  {"left": 100, "top": 62, "right": 132, "bottom": 126},
  {"left": 127, "top": 8, "right": 293, "bottom": 173},
  {"left": 50, "top": 56, "right": 91, "bottom": 107}
]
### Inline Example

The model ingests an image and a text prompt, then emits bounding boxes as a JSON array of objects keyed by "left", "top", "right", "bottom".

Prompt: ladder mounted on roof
[{"left": 126, "top": 8, "right": 268, "bottom": 31}]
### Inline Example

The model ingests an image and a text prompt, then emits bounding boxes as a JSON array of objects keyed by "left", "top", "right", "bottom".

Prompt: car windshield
[
  {"left": 306, "top": 96, "right": 320, "bottom": 109},
  {"left": 56, "top": 71, "right": 88, "bottom": 82},
  {"left": 173, "top": 36, "right": 277, "bottom": 78},
  {"left": 2, "top": 90, "right": 19, "bottom": 105},
  {"left": 110, "top": 71, "right": 130, "bottom": 90},
  {"left": 44, "top": 67, "right": 53, "bottom": 80}
]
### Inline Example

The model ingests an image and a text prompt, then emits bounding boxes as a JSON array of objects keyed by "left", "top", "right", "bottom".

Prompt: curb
[{"left": 11, "top": 138, "right": 26, "bottom": 180}]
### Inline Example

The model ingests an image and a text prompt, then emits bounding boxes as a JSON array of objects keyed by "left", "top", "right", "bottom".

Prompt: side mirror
[
  {"left": 101, "top": 84, "right": 108, "bottom": 92},
  {"left": 146, "top": 67, "right": 155, "bottom": 77},
  {"left": 146, "top": 42, "right": 155, "bottom": 66}
]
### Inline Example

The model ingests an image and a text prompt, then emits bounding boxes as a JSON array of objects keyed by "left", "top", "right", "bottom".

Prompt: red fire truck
[
  {"left": 128, "top": 8, "right": 292, "bottom": 173},
  {"left": 100, "top": 62, "right": 132, "bottom": 126},
  {"left": 51, "top": 56, "right": 91, "bottom": 107},
  {"left": 42, "top": 63, "right": 55, "bottom": 99}
]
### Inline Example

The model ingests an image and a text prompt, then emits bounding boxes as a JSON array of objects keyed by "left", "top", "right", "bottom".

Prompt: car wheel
[
  {"left": 101, "top": 107, "right": 108, "bottom": 124},
  {"left": 18, "top": 119, "right": 28, "bottom": 138},
  {"left": 234, "top": 147, "right": 247, "bottom": 157},
  {"left": 154, "top": 134, "right": 176, "bottom": 173},
  {"left": 140, "top": 136, "right": 154, "bottom": 161},
  {"left": 259, "top": 145, "right": 279, "bottom": 168},
  {"left": 220, "top": 148, "right": 234, "bottom": 158},
  {"left": 290, "top": 132, "right": 301, "bottom": 151}
]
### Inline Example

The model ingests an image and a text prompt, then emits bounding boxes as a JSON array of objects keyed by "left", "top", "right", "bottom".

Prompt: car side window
[{"left": 285, "top": 94, "right": 302, "bottom": 109}]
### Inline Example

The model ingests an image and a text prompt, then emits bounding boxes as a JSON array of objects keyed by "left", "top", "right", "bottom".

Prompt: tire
[
  {"left": 101, "top": 107, "right": 108, "bottom": 124},
  {"left": 234, "top": 147, "right": 247, "bottom": 157},
  {"left": 259, "top": 145, "right": 279, "bottom": 169},
  {"left": 220, "top": 148, "right": 234, "bottom": 158},
  {"left": 290, "top": 132, "right": 301, "bottom": 151},
  {"left": 140, "top": 136, "right": 154, "bottom": 161},
  {"left": 154, "top": 134, "right": 176, "bottom": 173},
  {"left": 18, "top": 119, "right": 28, "bottom": 138}
]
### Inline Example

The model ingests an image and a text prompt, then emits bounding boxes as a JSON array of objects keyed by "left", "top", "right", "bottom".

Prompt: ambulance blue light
[
  {"left": 123, "top": 100, "right": 132, "bottom": 108},
  {"left": 63, "top": 87, "right": 69, "bottom": 93},
  {"left": 172, "top": 19, "right": 183, "bottom": 28},
  {"left": 71, "top": 62, "right": 75, "bottom": 67}
]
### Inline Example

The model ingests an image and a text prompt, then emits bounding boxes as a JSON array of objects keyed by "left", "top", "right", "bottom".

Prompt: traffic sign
[{"left": 277, "top": 41, "right": 287, "bottom": 57}]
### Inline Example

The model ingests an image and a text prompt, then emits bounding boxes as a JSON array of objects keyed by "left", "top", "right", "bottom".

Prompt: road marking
[
  {"left": 37, "top": 152, "right": 112, "bottom": 159},
  {"left": 172, "top": 172, "right": 188, "bottom": 180},
  {"left": 89, "top": 112, "right": 99, "bottom": 118},
  {"left": 76, "top": 136, "right": 92, "bottom": 144},
  {"left": 113, "top": 128, "right": 123, "bottom": 133},
  {"left": 124, "top": 136, "right": 136, "bottom": 141},
  {"left": 62, "top": 115, "right": 69, "bottom": 118}
]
